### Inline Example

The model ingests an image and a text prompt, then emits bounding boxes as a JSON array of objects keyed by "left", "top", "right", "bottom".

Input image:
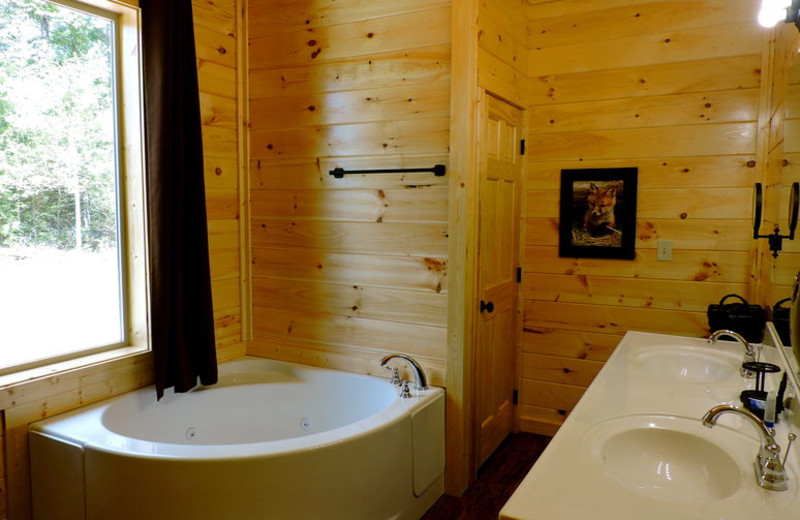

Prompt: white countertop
[{"left": 499, "top": 331, "right": 800, "bottom": 520}]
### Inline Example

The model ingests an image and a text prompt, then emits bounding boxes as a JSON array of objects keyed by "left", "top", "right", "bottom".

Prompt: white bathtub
[{"left": 29, "top": 357, "right": 445, "bottom": 520}]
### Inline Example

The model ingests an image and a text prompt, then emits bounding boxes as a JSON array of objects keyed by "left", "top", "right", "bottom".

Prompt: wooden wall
[
  {"left": 519, "top": 0, "right": 771, "bottom": 435},
  {"left": 196, "top": 0, "right": 248, "bottom": 359},
  {"left": 478, "top": 0, "right": 528, "bottom": 107},
  {"left": 0, "top": 2, "right": 246, "bottom": 518},
  {"left": 247, "top": 0, "right": 452, "bottom": 384}
]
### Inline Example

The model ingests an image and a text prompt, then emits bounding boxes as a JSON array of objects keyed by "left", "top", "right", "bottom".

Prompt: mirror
[
  {"left": 764, "top": 322, "right": 800, "bottom": 429},
  {"left": 792, "top": 271, "right": 800, "bottom": 368}
]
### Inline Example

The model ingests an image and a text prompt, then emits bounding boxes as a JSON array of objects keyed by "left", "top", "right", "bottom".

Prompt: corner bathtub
[{"left": 29, "top": 357, "right": 445, "bottom": 520}]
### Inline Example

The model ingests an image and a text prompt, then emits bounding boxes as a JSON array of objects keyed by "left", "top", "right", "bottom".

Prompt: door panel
[{"left": 475, "top": 94, "right": 523, "bottom": 467}]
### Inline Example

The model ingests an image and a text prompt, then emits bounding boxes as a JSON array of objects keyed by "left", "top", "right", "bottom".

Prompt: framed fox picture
[{"left": 558, "top": 167, "right": 638, "bottom": 259}]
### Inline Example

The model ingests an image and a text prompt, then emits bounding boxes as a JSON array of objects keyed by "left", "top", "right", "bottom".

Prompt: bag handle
[
  {"left": 719, "top": 294, "right": 749, "bottom": 305},
  {"left": 775, "top": 297, "right": 792, "bottom": 309}
]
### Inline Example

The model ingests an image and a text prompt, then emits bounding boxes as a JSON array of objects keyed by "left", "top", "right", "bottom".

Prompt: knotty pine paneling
[
  {"left": 195, "top": 0, "right": 245, "bottom": 357},
  {"left": 528, "top": 55, "right": 763, "bottom": 105},
  {"left": 520, "top": 0, "right": 769, "bottom": 435},
  {"left": 527, "top": 155, "right": 758, "bottom": 189},
  {"left": 478, "top": 0, "right": 527, "bottom": 105},
  {"left": 248, "top": 0, "right": 451, "bottom": 383}
]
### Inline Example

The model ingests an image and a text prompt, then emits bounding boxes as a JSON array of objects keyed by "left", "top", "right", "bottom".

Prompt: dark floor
[{"left": 420, "top": 433, "right": 550, "bottom": 520}]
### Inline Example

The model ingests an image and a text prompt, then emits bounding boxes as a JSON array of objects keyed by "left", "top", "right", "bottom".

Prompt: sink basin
[
  {"left": 630, "top": 345, "right": 741, "bottom": 383},
  {"left": 583, "top": 415, "right": 745, "bottom": 503}
]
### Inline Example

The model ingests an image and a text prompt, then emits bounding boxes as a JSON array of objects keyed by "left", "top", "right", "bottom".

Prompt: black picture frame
[{"left": 558, "top": 167, "right": 638, "bottom": 260}]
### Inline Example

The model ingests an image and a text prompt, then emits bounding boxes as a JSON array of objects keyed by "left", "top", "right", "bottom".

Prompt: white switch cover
[{"left": 657, "top": 240, "right": 673, "bottom": 261}]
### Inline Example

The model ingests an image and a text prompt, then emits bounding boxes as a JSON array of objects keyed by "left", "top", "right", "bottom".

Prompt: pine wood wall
[
  {"left": 0, "top": 2, "right": 246, "bottom": 518},
  {"left": 196, "top": 0, "right": 247, "bottom": 360},
  {"left": 519, "top": 0, "right": 782, "bottom": 435},
  {"left": 247, "top": 0, "right": 452, "bottom": 384}
]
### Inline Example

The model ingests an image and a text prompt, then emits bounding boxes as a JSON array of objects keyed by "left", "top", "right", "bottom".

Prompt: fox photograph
[{"left": 558, "top": 168, "right": 638, "bottom": 260}]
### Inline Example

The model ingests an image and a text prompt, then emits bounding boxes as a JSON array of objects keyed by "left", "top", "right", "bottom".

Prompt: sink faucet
[
  {"left": 701, "top": 404, "right": 788, "bottom": 491},
  {"left": 379, "top": 354, "right": 428, "bottom": 391},
  {"left": 708, "top": 329, "right": 759, "bottom": 378}
]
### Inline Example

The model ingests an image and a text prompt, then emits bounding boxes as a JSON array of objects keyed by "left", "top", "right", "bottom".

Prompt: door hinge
[
  {"left": 520, "top": 139, "right": 526, "bottom": 156},
  {"left": 516, "top": 267, "right": 522, "bottom": 283},
  {"left": 513, "top": 389, "right": 519, "bottom": 405}
]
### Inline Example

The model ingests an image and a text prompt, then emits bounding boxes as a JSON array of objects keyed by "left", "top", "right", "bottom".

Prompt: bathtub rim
[{"left": 29, "top": 356, "right": 443, "bottom": 461}]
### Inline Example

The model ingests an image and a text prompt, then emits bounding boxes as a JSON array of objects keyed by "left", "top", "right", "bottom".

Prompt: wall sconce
[
  {"left": 753, "top": 182, "right": 800, "bottom": 258},
  {"left": 759, "top": 0, "right": 800, "bottom": 28}
]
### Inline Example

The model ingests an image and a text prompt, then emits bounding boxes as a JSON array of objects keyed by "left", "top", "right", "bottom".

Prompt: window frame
[{"left": 0, "top": 0, "right": 150, "bottom": 377}]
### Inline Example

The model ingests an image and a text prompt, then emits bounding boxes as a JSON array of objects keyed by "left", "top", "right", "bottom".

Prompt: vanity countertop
[{"left": 499, "top": 331, "right": 800, "bottom": 520}]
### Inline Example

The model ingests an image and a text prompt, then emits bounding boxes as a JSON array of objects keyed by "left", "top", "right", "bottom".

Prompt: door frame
[{"left": 471, "top": 90, "right": 525, "bottom": 471}]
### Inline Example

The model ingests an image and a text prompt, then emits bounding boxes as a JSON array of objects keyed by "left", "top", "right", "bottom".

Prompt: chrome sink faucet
[
  {"left": 379, "top": 354, "right": 428, "bottom": 393},
  {"left": 702, "top": 404, "right": 789, "bottom": 491},
  {"left": 708, "top": 329, "right": 759, "bottom": 378}
]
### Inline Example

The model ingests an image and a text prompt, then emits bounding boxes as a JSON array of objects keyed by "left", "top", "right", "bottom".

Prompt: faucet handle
[
  {"left": 383, "top": 365, "right": 401, "bottom": 386},
  {"left": 783, "top": 433, "right": 797, "bottom": 467}
]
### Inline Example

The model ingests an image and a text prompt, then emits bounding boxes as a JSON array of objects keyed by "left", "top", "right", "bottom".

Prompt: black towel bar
[{"left": 329, "top": 164, "right": 446, "bottom": 179}]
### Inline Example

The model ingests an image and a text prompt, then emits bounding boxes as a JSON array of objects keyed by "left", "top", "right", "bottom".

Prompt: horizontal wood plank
[
  {"left": 529, "top": 88, "right": 759, "bottom": 133},
  {"left": 521, "top": 329, "right": 621, "bottom": 362},
  {"left": 252, "top": 307, "right": 447, "bottom": 359},
  {"left": 252, "top": 248, "right": 448, "bottom": 293},
  {"left": 528, "top": 55, "right": 762, "bottom": 105},
  {"left": 249, "top": 7, "right": 451, "bottom": 70},
  {"left": 528, "top": 0, "right": 757, "bottom": 49},
  {"left": 528, "top": 23, "right": 762, "bottom": 77},
  {"left": 250, "top": 117, "right": 450, "bottom": 160},
  {"left": 250, "top": 44, "right": 451, "bottom": 98},
  {"left": 251, "top": 187, "right": 449, "bottom": 222},
  {"left": 522, "top": 273, "right": 749, "bottom": 312},
  {"left": 525, "top": 246, "right": 752, "bottom": 283},
  {"left": 251, "top": 219, "right": 449, "bottom": 256},
  {"left": 526, "top": 122, "right": 757, "bottom": 161},
  {"left": 522, "top": 353, "right": 604, "bottom": 387},
  {"left": 526, "top": 155, "right": 758, "bottom": 189},
  {"left": 253, "top": 277, "right": 447, "bottom": 326},
  {"left": 524, "top": 300, "right": 709, "bottom": 336},
  {"left": 250, "top": 82, "right": 450, "bottom": 129},
  {"left": 248, "top": 0, "right": 450, "bottom": 36}
]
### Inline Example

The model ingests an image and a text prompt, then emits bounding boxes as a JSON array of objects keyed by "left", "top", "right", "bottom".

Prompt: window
[{"left": 0, "top": 0, "right": 147, "bottom": 374}]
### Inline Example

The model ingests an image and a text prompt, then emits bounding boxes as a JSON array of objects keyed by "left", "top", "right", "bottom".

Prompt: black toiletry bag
[
  {"left": 707, "top": 294, "right": 766, "bottom": 343},
  {"left": 773, "top": 297, "right": 792, "bottom": 346}
]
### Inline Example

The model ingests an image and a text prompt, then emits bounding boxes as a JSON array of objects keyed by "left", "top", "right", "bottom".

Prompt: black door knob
[{"left": 480, "top": 300, "right": 494, "bottom": 313}]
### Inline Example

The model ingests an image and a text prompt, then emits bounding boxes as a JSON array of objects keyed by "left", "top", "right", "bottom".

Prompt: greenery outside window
[{"left": 0, "top": 0, "right": 148, "bottom": 375}]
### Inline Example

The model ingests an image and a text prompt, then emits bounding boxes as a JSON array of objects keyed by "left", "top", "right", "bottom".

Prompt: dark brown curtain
[{"left": 141, "top": 0, "right": 218, "bottom": 399}]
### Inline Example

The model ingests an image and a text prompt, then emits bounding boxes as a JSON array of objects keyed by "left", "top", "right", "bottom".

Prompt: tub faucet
[
  {"left": 708, "top": 329, "right": 759, "bottom": 378},
  {"left": 379, "top": 354, "right": 428, "bottom": 391},
  {"left": 701, "top": 404, "right": 788, "bottom": 491}
]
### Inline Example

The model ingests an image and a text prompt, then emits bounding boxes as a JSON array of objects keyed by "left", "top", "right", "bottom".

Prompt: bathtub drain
[
  {"left": 300, "top": 417, "right": 313, "bottom": 432},
  {"left": 185, "top": 427, "right": 199, "bottom": 440}
]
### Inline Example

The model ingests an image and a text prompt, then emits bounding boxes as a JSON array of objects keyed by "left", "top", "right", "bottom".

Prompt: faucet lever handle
[
  {"left": 783, "top": 433, "right": 797, "bottom": 467},
  {"left": 400, "top": 380, "right": 411, "bottom": 398},
  {"left": 383, "top": 365, "right": 401, "bottom": 386}
]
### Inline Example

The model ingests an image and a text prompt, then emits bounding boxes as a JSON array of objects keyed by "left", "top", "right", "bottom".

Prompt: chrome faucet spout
[
  {"left": 702, "top": 404, "right": 787, "bottom": 491},
  {"left": 702, "top": 404, "right": 776, "bottom": 445},
  {"left": 708, "top": 329, "right": 759, "bottom": 378},
  {"left": 380, "top": 354, "right": 428, "bottom": 391}
]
